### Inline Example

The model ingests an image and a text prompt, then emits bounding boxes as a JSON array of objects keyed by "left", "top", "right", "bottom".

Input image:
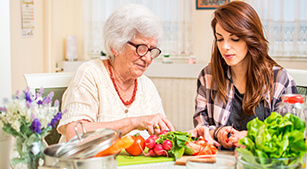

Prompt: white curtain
[
  {"left": 249, "top": 0, "right": 307, "bottom": 58},
  {"left": 84, "top": 0, "right": 193, "bottom": 59}
]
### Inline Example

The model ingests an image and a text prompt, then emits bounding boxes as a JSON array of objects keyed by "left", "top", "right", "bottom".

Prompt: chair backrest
[
  {"left": 24, "top": 72, "right": 75, "bottom": 145},
  {"left": 24, "top": 72, "right": 75, "bottom": 94},
  {"left": 287, "top": 69, "right": 307, "bottom": 96}
]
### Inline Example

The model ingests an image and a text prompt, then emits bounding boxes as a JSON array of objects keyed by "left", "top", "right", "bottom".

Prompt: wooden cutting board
[{"left": 175, "top": 155, "right": 216, "bottom": 165}]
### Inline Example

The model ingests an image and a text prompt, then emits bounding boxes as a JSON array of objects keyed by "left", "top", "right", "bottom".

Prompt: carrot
[{"left": 94, "top": 135, "right": 134, "bottom": 157}]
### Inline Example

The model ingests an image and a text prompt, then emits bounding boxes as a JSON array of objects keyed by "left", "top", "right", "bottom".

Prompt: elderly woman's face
[
  {"left": 117, "top": 35, "right": 158, "bottom": 78},
  {"left": 215, "top": 23, "right": 248, "bottom": 68}
]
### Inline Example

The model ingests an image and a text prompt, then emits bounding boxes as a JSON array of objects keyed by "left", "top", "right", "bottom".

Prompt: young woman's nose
[{"left": 223, "top": 41, "right": 231, "bottom": 50}]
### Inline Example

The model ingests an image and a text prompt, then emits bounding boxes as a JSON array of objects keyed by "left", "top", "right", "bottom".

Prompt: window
[
  {"left": 249, "top": 0, "right": 307, "bottom": 58},
  {"left": 84, "top": 0, "right": 193, "bottom": 60}
]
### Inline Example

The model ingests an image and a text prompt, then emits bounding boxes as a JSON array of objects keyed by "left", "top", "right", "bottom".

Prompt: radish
[
  {"left": 147, "top": 148, "right": 156, "bottom": 157},
  {"left": 153, "top": 144, "right": 164, "bottom": 156},
  {"left": 159, "top": 130, "right": 169, "bottom": 135},
  {"left": 162, "top": 150, "right": 168, "bottom": 157},
  {"left": 162, "top": 140, "right": 172, "bottom": 151},
  {"left": 149, "top": 135, "right": 159, "bottom": 140},
  {"left": 145, "top": 136, "right": 156, "bottom": 149},
  {"left": 145, "top": 135, "right": 158, "bottom": 148}
]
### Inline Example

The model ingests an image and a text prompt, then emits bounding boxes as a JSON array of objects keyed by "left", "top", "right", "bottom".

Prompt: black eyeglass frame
[{"left": 127, "top": 41, "right": 162, "bottom": 59}]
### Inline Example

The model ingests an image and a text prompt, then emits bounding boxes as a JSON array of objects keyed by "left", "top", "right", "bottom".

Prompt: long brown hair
[{"left": 210, "top": 1, "right": 281, "bottom": 115}]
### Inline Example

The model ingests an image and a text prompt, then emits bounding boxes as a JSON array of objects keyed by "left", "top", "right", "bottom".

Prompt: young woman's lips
[{"left": 224, "top": 54, "right": 234, "bottom": 59}]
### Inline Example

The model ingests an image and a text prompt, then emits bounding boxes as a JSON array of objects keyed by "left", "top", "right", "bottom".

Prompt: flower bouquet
[{"left": 0, "top": 88, "right": 63, "bottom": 169}]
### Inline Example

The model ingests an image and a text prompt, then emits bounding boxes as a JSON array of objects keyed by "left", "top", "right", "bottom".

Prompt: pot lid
[{"left": 55, "top": 121, "right": 120, "bottom": 159}]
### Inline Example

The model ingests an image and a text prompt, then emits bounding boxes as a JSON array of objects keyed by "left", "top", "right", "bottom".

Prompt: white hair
[{"left": 103, "top": 3, "right": 163, "bottom": 61}]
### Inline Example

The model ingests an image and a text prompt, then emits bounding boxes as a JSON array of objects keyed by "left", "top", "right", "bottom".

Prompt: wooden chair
[{"left": 24, "top": 72, "right": 75, "bottom": 145}]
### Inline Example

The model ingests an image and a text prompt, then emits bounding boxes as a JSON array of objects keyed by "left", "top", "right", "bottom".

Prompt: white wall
[
  {"left": 0, "top": 2, "right": 12, "bottom": 169},
  {"left": 10, "top": 0, "right": 85, "bottom": 93},
  {"left": 9, "top": 0, "right": 307, "bottom": 94},
  {"left": 0, "top": 0, "right": 11, "bottom": 99},
  {"left": 10, "top": 0, "right": 45, "bottom": 93}
]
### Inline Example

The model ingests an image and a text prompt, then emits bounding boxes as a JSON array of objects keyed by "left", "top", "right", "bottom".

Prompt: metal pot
[
  {"left": 42, "top": 143, "right": 117, "bottom": 169},
  {"left": 41, "top": 122, "right": 120, "bottom": 169}
]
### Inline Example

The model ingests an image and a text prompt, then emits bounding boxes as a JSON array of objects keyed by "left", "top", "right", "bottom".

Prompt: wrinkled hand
[
  {"left": 188, "top": 126, "right": 220, "bottom": 146},
  {"left": 217, "top": 127, "right": 247, "bottom": 148},
  {"left": 134, "top": 114, "right": 175, "bottom": 135}
]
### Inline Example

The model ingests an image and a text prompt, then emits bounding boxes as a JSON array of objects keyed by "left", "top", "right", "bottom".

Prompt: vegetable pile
[
  {"left": 94, "top": 130, "right": 218, "bottom": 159},
  {"left": 237, "top": 112, "right": 307, "bottom": 166},
  {"left": 143, "top": 130, "right": 217, "bottom": 159}
]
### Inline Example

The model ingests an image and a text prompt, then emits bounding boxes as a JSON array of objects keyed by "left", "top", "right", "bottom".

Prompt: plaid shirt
[{"left": 193, "top": 64, "right": 298, "bottom": 128}]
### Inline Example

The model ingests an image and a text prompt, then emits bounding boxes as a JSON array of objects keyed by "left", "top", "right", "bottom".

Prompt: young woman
[{"left": 192, "top": 1, "right": 298, "bottom": 149}]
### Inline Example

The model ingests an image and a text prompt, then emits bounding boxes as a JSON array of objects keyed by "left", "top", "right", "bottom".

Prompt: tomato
[
  {"left": 207, "top": 144, "right": 218, "bottom": 154},
  {"left": 125, "top": 134, "right": 145, "bottom": 156},
  {"left": 186, "top": 141, "right": 202, "bottom": 155},
  {"left": 185, "top": 138, "right": 218, "bottom": 156},
  {"left": 198, "top": 146, "right": 213, "bottom": 155},
  {"left": 194, "top": 140, "right": 208, "bottom": 147}
]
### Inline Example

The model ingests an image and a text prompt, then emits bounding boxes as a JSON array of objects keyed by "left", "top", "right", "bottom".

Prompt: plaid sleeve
[
  {"left": 193, "top": 65, "right": 214, "bottom": 127},
  {"left": 271, "top": 67, "right": 298, "bottom": 111}
]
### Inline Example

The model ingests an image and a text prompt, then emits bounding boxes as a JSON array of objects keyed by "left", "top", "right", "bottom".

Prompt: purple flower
[
  {"left": 30, "top": 118, "right": 42, "bottom": 134},
  {"left": 12, "top": 90, "right": 20, "bottom": 99},
  {"left": 0, "top": 107, "right": 6, "bottom": 112},
  {"left": 37, "top": 100, "right": 43, "bottom": 105},
  {"left": 24, "top": 90, "right": 33, "bottom": 103},
  {"left": 48, "top": 91, "right": 54, "bottom": 98},
  {"left": 54, "top": 100, "right": 59, "bottom": 107},
  {"left": 26, "top": 101, "right": 33, "bottom": 108},
  {"left": 48, "top": 112, "right": 62, "bottom": 128},
  {"left": 36, "top": 87, "right": 44, "bottom": 98},
  {"left": 42, "top": 97, "right": 52, "bottom": 105}
]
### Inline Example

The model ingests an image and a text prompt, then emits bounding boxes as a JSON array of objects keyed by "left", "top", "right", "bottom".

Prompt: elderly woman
[{"left": 57, "top": 3, "right": 175, "bottom": 142}]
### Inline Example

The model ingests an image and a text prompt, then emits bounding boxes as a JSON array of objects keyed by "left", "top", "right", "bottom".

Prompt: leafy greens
[
  {"left": 237, "top": 112, "right": 307, "bottom": 167},
  {"left": 156, "top": 131, "right": 192, "bottom": 159}
]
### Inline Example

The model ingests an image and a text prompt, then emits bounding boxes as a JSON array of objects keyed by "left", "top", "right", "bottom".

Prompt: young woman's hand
[
  {"left": 227, "top": 130, "right": 247, "bottom": 147},
  {"left": 188, "top": 126, "right": 220, "bottom": 146},
  {"left": 217, "top": 127, "right": 247, "bottom": 148}
]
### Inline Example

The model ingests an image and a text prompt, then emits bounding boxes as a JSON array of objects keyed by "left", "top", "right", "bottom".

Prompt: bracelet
[
  {"left": 213, "top": 126, "right": 224, "bottom": 142},
  {"left": 213, "top": 127, "right": 221, "bottom": 141}
]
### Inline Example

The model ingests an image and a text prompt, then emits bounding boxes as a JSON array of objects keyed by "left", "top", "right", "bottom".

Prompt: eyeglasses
[{"left": 127, "top": 41, "right": 161, "bottom": 59}]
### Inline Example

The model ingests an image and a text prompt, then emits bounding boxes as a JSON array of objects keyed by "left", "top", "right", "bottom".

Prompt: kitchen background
[{"left": 1, "top": 0, "right": 307, "bottom": 131}]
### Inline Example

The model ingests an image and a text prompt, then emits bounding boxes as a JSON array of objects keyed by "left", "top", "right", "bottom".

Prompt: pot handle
[{"left": 74, "top": 121, "right": 86, "bottom": 141}]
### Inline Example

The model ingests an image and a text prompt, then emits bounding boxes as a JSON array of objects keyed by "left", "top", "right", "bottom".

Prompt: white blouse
[{"left": 57, "top": 59, "right": 165, "bottom": 141}]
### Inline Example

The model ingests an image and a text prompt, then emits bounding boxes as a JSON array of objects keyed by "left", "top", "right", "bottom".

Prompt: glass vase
[
  {"left": 11, "top": 137, "right": 48, "bottom": 169},
  {"left": 0, "top": 129, "right": 12, "bottom": 169}
]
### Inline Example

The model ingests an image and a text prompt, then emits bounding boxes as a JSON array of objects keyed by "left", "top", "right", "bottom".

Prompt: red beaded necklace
[{"left": 107, "top": 60, "right": 137, "bottom": 106}]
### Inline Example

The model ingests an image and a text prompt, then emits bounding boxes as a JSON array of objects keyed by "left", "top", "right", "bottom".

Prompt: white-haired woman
[{"left": 57, "top": 3, "right": 175, "bottom": 141}]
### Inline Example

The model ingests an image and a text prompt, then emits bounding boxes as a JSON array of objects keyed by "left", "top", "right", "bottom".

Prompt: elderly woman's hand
[
  {"left": 133, "top": 114, "right": 175, "bottom": 135},
  {"left": 188, "top": 126, "right": 220, "bottom": 146},
  {"left": 216, "top": 127, "right": 247, "bottom": 148}
]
